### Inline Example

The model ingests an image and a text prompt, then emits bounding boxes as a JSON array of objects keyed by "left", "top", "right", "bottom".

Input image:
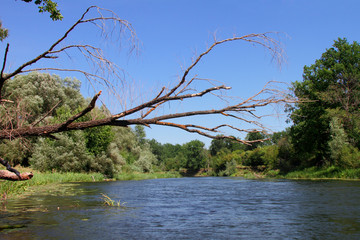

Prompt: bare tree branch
[
  {"left": 0, "top": 6, "right": 138, "bottom": 97},
  {"left": 58, "top": 91, "right": 101, "bottom": 130},
  {"left": 0, "top": 6, "right": 297, "bottom": 180},
  {"left": 0, "top": 43, "right": 9, "bottom": 80},
  {"left": 0, "top": 156, "right": 21, "bottom": 179},
  {"left": 0, "top": 170, "right": 33, "bottom": 181},
  {"left": 31, "top": 100, "right": 62, "bottom": 127},
  {"left": 0, "top": 31, "right": 294, "bottom": 140}
]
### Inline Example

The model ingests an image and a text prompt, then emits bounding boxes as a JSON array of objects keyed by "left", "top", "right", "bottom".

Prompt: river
[{"left": 1, "top": 177, "right": 360, "bottom": 239}]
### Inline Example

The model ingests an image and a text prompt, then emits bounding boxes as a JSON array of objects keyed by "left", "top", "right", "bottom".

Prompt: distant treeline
[{"left": 1, "top": 38, "right": 360, "bottom": 178}]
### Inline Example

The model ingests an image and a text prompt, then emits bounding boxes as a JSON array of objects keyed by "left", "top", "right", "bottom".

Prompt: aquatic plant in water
[{"left": 100, "top": 193, "right": 126, "bottom": 207}]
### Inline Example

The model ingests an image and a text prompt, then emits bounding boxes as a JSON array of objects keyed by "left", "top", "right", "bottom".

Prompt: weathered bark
[{"left": 0, "top": 170, "right": 33, "bottom": 181}]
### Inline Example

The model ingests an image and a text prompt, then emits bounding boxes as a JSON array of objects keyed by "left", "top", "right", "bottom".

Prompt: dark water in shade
[{"left": 0, "top": 177, "right": 360, "bottom": 239}]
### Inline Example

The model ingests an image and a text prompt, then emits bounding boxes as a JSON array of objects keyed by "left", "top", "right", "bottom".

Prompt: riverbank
[
  {"left": 229, "top": 165, "right": 360, "bottom": 180},
  {"left": 280, "top": 166, "right": 360, "bottom": 180},
  {"left": 114, "top": 171, "right": 181, "bottom": 181},
  {"left": 2, "top": 165, "right": 359, "bottom": 200},
  {"left": 195, "top": 165, "right": 360, "bottom": 180},
  {"left": 0, "top": 167, "right": 105, "bottom": 199},
  {"left": 0, "top": 167, "right": 182, "bottom": 200}
]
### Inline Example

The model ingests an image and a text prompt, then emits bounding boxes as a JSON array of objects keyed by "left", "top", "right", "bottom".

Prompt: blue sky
[{"left": 1, "top": 0, "right": 360, "bottom": 147}]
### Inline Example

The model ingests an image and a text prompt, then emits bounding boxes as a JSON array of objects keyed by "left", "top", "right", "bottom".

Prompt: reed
[{"left": 100, "top": 193, "right": 126, "bottom": 207}]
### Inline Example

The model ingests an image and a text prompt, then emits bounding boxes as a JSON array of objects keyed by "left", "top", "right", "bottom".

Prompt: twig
[
  {"left": 58, "top": 91, "right": 101, "bottom": 130},
  {"left": 31, "top": 100, "right": 62, "bottom": 127}
]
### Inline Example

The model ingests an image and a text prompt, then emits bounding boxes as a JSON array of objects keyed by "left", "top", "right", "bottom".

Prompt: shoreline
[{"left": 1, "top": 166, "right": 359, "bottom": 200}]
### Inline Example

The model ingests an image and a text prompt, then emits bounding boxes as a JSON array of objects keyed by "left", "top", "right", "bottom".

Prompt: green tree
[
  {"left": 133, "top": 147, "right": 158, "bottom": 173},
  {"left": 245, "top": 131, "right": 268, "bottom": 151},
  {"left": 209, "top": 137, "right": 244, "bottom": 156},
  {"left": 21, "top": 0, "right": 63, "bottom": 21},
  {"left": 84, "top": 126, "right": 114, "bottom": 156},
  {"left": 0, "top": 139, "right": 28, "bottom": 166},
  {"left": 30, "top": 132, "right": 93, "bottom": 173},
  {"left": 270, "top": 129, "right": 289, "bottom": 145},
  {"left": 0, "top": 73, "right": 85, "bottom": 166},
  {"left": 211, "top": 148, "right": 233, "bottom": 173},
  {"left": 328, "top": 117, "right": 360, "bottom": 168},
  {"left": 1, "top": 72, "right": 85, "bottom": 128},
  {"left": 148, "top": 139, "right": 163, "bottom": 159},
  {"left": 135, "top": 125, "right": 146, "bottom": 145},
  {"left": 276, "top": 135, "right": 295, "bottom": 171},
  {"left": 162, "top": 143, "right": 184, "bottom": 171},
  {"left": 148, "top": 140, "right": 186, "bottom": 171},
  {"left": 289, "top": 38, "right": 360, "bottom": 166},
  {"left": 182, "top": 140, "right": 206, "bottom": 172},
  {"left": 0, "top": 21, "right": 8, "bottom": 42}
]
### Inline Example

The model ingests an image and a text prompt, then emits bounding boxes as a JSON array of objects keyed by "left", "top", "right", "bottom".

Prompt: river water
[{"left": 1, "top": 177, "right": 360, "bottom": 239}]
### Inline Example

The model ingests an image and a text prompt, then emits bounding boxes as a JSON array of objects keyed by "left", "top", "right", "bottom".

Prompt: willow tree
[{"left": 0, "top": 6, "right": 294, "bottom": 180}]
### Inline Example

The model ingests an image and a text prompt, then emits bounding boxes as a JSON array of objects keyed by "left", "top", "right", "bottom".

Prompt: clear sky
[{"left": 1, "top": 0, "right": 360, "bottom": 147}]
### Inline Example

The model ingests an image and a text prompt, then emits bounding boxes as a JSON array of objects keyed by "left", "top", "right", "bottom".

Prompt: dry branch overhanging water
[{"left": 0, "top": 6, "right": 296, "bottom": 180}]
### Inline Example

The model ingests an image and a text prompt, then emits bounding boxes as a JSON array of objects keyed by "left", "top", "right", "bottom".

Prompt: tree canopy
[
  {"left": 289, "top": 38, "right": 360, "bottom": 167},
  {"left": 21, "top": 0, "right": 63, "bottom": 21}
]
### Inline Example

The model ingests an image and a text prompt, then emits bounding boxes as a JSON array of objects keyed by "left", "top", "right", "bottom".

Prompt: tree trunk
[{"left": 0, "top": 170, "right": 33, "bottom": 181}]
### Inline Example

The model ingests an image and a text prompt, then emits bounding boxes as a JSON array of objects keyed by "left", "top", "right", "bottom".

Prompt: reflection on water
[{"left": 0, "top": 178, "right": 360, "bottom": 239}]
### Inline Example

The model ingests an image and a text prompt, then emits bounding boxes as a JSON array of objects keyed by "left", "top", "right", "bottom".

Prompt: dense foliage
[
  {"left": 288, "top": 38, "right": 360, "bottom": 169},
  {"left": 0, "top": 73, "right": 157, "bottom": 177}
]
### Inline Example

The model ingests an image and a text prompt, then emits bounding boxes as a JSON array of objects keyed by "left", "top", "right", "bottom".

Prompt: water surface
[{"left": 1, "top": 177, "right": 360, "bottom": 239}]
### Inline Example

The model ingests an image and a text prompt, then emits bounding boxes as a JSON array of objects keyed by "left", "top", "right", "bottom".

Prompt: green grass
[
  {"left": 114, "top": 171, "right": 181, "bottom": 181},
  {"left": 283, "top": 166, "right": 360, "bottom": 180},
  {"left": 0, "top": 167, "right": 105, "bottom": 199},
  {"left": 0, "top": 168, "right": 181, "bottom": 200}
]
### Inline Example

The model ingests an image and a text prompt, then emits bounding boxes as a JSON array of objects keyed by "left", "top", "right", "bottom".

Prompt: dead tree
[{"left": 0, "top": 6, "right": 294, "bottom": 180}]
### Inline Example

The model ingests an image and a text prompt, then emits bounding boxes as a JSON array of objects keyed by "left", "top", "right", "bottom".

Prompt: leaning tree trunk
[{"left": 0, "top": 170, "right": 33, "bottom": 181}]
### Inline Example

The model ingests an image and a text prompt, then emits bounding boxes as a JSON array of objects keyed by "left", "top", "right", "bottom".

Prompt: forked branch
[
  {"left": 0, "top": 6, "right": 295, "bottom": 180},
  {"left": 0, "top": 6, "right": 138, "bottom": 97}
]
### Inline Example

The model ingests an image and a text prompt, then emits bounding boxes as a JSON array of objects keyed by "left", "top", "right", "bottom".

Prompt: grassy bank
[
  {"left": 0, "top": 167, "right": 105, "bottom": 199},
  {"left": 2, "top": 165, "right": 358, "bottom": 200},
  {"left": 281, "top": 166, "right": 360, "bottom": 180},
  {"left": 0, "top": 168, "right": 182, "bottom": 199},
  {"left": 114, "top": 171, "right": 181, "bottom": 181},
  {"left": 204, "top": 164, "right": 360, "bottom": 180}
]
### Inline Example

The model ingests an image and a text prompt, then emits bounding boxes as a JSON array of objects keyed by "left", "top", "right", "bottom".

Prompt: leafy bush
[
  {"left": 328, "top": 117, "right": 360, "bottom": 168},
  {"left": 0, "top": 139, "right": 29, "bottom": 166},
  {"left": 223, "top": 159, "right": 237, "bottom": 176},
  {"left": 134, "top": 147, "right": 158, "bottom": 173},
  {"left": 211, "top": 148, "right": 233, "bottom": 173},
  {"left": 262, "top": 145, "right": 279, "bottom": 170},
  {"left": 30, "top": 132, "right": 122, "bottom": 178},
  {"left": 338, "top": 145, "right": 360, "bottom": 168},
  {"left": 84, "top": 125, "right": 114, "bottom": 156},
  {"left": 30, "top": 132, "right": 93, "bottom": 172},
  {"left": 242, "top": 148, "right": 265, "bottom": 167}
]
